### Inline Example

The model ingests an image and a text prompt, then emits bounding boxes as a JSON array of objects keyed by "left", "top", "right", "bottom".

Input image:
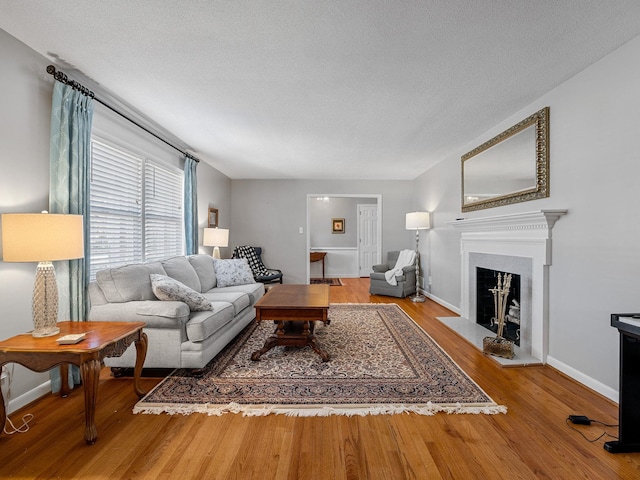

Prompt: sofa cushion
[
  {"left": 150, "top": 274, "right": 212, "bottom": 311},
  {"left": 186, "top": 302, "right": 235, "bottom": 342},
  {"left": 96, "top": 262, "right": 167, "bottom": 303},
  {"left": 212, "top": 258, "right": 254, "bottom": 287},
  {"left": 211, "top": 283, "right": 264, "bottom": 304},
  {"left": 161, "top": 256, "right": 202, "bottom": 292},
  {"left": 204, "top": 291, "right": 251, "bottom": 315},
  {"left": 188, "top": 254, "right": 216, "bottom": 291}
]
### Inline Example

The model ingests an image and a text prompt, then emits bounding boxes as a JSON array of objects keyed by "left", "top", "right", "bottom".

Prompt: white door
[{"left": 358, "top": 204, "right": 379, "bottom": 277}]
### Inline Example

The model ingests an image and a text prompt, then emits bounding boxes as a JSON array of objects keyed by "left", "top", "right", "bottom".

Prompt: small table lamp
[
  {"left": 1, "top": 213, "right": 84, "bottom": 337},
  {"left": 203, "top": 228, "right": 229, "bottom": 259},
  {"left": 405, "top": 211, "right": 431, "bottom": 303}
]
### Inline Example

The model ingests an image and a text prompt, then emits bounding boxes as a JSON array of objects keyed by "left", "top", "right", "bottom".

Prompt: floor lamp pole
[{"left": 411, "top": 229, "right": 425, "bottom": 303}]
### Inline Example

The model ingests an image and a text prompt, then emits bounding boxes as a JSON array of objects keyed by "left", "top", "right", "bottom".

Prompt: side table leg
[
  {"left": 133, "top": 332, "right": 148, "bottom": 397},
  {"left": 80, "top": 359, "right": 101, "bottom": 445},
  {"left": 60, "top": 363, "right": 69, "bottom": 398},
  {"left": 0, "top": 363, "right": 6, "bottom": 435}
]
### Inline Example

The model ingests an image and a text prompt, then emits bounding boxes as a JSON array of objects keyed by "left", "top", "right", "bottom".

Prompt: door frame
[{"left": 306, "top": 194, "right": 382, "bottom": 282}]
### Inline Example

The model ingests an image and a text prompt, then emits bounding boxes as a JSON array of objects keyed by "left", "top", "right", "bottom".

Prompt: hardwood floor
[{"left": 1, "top": 278, "right": 638, "bottom": 479}]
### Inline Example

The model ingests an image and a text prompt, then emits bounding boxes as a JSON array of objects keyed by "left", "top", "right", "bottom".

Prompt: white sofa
[{"left": 88, "top": 255, "right": 264, "bottom": 369}]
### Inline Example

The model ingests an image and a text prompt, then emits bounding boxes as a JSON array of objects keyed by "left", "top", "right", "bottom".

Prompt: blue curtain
[
  {"left": 184, "top": 156, "right": 198, "bottom": 255},
  {"left": 49, "top": 82, "right": 94, "bottom": 392}
]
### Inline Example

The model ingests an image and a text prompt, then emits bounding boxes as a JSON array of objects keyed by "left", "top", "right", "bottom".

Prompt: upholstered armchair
[
  {"left": 369, "top": 250, "right": 417, "bottom": 298},
  {"left": 232, "top": 245, "right": 283, "bottom": 284}
]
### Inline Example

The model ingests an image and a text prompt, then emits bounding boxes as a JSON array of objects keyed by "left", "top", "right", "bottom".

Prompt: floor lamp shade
[
  {"left": 405, "top": 212, "right": 431, "bottom": 303},
  {"left": 405, "top": 211, "right": 431, "bottom": 230},
  {"left": 1, "top": 213, "right": 84, "bottom": 337},
  {"left": 203, "top": 228, "right": 229, "bottom": 259}
]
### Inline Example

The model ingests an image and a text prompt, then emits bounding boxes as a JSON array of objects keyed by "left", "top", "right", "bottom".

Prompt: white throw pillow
[
  {"left": 213, "top": 258, "right": 255, "bottom": 287},
  {"left": 150, "top": 274, "right": 212, "bottom": 311}
]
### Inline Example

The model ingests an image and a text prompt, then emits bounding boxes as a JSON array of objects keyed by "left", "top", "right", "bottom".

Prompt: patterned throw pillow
[
  {"left": 213, "top": 258, "right": 255, "bottom": 287},
  {"left": 150, "top": 274, "right": 212, "bottom": 311}
]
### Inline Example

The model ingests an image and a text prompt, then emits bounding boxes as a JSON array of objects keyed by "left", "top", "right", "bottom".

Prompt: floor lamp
[
  {"left": 1, "top": 213, "right": 84, "bottom": 337},
  {"left": 405, "top": 212, "right": 431, "bottom": 303},
  {"left": 203, "top": 227, "right": 229, "bottom": 259}
]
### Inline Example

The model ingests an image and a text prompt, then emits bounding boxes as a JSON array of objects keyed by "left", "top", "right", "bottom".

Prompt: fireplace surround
[{"left": 448, "top": 210, "right": 567, "bottom": 364}]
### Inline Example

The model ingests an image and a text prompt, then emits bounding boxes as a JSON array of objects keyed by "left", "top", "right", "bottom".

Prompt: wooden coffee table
[
  {"left": 0, "top": 321, "right": 147, "bottom": 445},
  {"left": 251, "top": 284, "right": 330, "bottom": 362}
]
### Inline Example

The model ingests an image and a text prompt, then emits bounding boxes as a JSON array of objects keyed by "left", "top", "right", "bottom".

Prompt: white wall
[
  {"left": 0, "top": 29, "right": 232, "bottom": 410},
  {"left": 0, "top": 29, "right": 55, "bottom": 407},
  {"left": 414, "top": 34, "right": 640, "bottom": 400},
  {"left": 231, "top": 179, "right": 414, "bottom": 284}
]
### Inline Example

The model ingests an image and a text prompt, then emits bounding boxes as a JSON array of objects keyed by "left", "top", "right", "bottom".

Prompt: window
[{"left": 89, "top": 138, "right": 184, "bottom": 280}]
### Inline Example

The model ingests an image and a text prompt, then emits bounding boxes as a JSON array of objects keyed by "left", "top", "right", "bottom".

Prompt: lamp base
[
  {"left": 410, "top": 294, "right": 426, "bottom": 303},
  {"left": 212, "top": 246, "right": 221, "bottom": 259},
  {"left": 32, "top": 262, "right": 60, "bottom": 338},
  {"left": 32, "top": 326, "right": 61, "bottom": 338}
]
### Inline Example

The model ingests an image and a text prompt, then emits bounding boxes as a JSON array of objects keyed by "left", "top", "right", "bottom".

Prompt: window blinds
[{"left": 89, "top": 139, "right": 184, "bottom": 280}]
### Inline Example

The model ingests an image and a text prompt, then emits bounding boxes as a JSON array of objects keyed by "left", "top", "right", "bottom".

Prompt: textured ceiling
[{"left": 2, "top": 1, "right": 640, "bottom": 180}]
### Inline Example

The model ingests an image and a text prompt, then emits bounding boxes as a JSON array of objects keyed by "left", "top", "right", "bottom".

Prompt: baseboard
[
  {"left": 546, "top": 355, "right": 618, "bottom": 403},
  {"left": 423, "top": 291, "right": 461, "bottom": 315},
  {"left": 5, "top": 380, "right": 51, "bottom": 415}
]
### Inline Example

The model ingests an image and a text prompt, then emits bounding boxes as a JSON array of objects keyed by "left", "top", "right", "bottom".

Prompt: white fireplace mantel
[
  {"left": 447, "top": 209, "right": 567, "bottom": 363},
  {"left": 447, "top": 209, "right": 567, "bottom": 233}
]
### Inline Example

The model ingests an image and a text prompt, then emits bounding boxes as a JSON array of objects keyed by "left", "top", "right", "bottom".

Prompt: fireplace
[
  {"left": 448, "top": 210, "right": 567, "bottom": 364},
  {"left": 476, "top": 267, "right": 521, "bottom": 346}
]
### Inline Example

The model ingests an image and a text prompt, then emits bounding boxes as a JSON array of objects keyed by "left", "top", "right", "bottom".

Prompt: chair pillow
[
  {"left": 213, "top": 258, "right": 255, "bottom": 287},
  {"left": 150, "top": 274, "right": 212, "bottom": 311}
]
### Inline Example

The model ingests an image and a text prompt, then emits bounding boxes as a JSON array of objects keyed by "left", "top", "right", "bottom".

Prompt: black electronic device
[{"left": 605, "top": 313, "right": 640, "bottom": 453}]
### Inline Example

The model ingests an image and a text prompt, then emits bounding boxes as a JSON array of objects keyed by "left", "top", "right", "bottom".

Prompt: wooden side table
[
  {"left": 0, "top": 321, "right": 147, "bottom": 445},
  {"left": 310, "top": 251, "right": 327, "bottom": 279}
]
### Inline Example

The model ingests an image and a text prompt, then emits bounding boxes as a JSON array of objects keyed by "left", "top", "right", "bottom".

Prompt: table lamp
[
  {"left": 405, "top": 211, "right": 431, "bottom": 303},
  {"left": 203, "top": 228, "right": 229, "bottom": 259},
  {"left": 1, "top": 213, "right": 84, "bottom": 337}
]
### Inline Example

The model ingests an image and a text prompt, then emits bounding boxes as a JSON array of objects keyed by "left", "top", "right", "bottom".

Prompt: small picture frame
[
  {"left": 208, "top": 208, "right": 218, "bottom": 228},
  {"left": 332, "top": 218, "right": 345, "bottom": 234}
]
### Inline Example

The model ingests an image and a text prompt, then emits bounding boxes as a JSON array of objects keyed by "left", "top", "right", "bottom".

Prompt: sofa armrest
[{"left": 371, "top": 264, "right": 388, "bottom": 273}]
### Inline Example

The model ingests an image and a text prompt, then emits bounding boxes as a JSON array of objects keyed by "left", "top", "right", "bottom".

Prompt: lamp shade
[
  {"left": 405, "top": 211, "right": 431, "bottom": 230},
  {"left": 203, "top": 228, "right": 229, "bottom": 247},
  {"left": 2, "top": 213, "right": 84, "bottom": 262}
]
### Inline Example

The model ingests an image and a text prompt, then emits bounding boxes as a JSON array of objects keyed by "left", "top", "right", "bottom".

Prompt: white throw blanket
[{"left": 384, "top": 249, "right": 416, "bottom": 286}]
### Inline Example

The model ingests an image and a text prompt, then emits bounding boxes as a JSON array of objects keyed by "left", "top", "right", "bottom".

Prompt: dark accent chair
[
  {"left": 232, "top": 245, "right": 283, "bottom": 284},
  {"left": 369, "top": 251, "right": 416, "bottom": 298}
]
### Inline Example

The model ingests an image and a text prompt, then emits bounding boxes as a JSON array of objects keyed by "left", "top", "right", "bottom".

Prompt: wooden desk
[
  {"left": 0, "top": 321, "right": 147, "bottom": 445},
  {"left": 310, "top": 251, "right": 327, "bottom": 278},
  {"left": 252, "top": 284, "right": 330, "bottom": 362}
]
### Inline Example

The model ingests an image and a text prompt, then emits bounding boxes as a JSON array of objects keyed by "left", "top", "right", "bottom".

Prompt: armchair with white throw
[{"left": 369, "top": 250, "right": 417, "bottom": 298}]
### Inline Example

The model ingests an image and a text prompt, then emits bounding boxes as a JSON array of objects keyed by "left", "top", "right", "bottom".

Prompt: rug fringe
[{"left": 134, "top": 401, "right": 507, "bottom": 417}]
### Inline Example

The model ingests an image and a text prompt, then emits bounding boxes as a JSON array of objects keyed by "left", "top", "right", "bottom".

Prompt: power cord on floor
[
  {"left": 2, "top": 364, "right": 35, "bottom": 434},
  {"left": 566, "top": 415, "right": 618, "bottom": 443}
]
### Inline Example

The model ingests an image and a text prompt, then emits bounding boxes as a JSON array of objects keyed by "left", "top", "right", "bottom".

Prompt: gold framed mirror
[{"left": 461, "top": 106, "right": 549, "bottom": 212}]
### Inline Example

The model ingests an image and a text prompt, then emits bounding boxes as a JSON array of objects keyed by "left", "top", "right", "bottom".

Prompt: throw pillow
[
  {"left": 213, "top": 258, "right": 255, "bottom": 287},
  {"left": 150, "top": 274, "right": 212, "bottom": 311}
]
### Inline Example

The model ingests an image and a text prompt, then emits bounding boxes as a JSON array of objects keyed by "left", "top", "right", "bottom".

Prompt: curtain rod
[{"left": 46, "top": 65, "right": 199, "bottom": 162}]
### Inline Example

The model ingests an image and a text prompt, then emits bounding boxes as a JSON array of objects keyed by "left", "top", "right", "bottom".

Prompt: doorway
[{"left": 306, "top": 194, "right": 382, "bottom": 282}]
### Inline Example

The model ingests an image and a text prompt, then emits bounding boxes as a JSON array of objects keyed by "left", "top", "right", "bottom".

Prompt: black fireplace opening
[{"left": 476, "top": 267, "right": 521, "bottom": 346}]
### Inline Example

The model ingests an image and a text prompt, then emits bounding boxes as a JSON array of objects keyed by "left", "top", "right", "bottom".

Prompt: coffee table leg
[
  {"left": 81, "top": 359, "right": 101, "bottom": 445},
  {"left": 133, "top": 332, "right": 148, "bottom": 397},
  {"left": 251, "top": 336, "right": 279, "bottom": 361}
]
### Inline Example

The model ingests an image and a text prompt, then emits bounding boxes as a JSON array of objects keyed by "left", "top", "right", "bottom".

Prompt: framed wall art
[
  {"left": 332, "top": 218, "right": 345, "bottom": 234},
  {"left": 208, "top": 208, "right": 218, "bottom": 228}
]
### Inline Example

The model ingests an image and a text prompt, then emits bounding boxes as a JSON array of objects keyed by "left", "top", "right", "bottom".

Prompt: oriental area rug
[{"left": 134, "top": 303, "right": 506, "bottom": 417}]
